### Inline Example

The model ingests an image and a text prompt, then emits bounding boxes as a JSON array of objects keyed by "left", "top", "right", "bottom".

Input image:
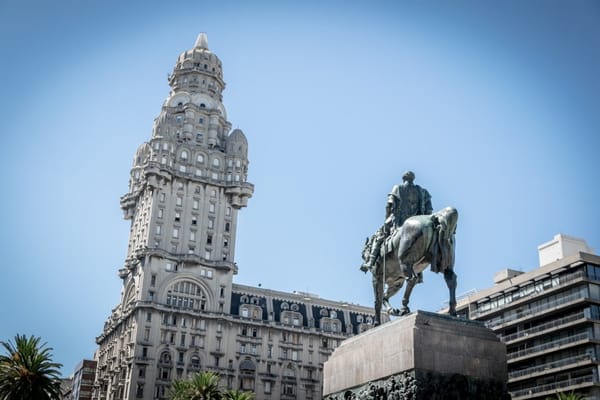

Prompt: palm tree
[
  {"left": 547, "top": 391, "right": 585, "bottom": 400},
  {"left": 168, "top": 371, "right": 222, "bottom": 400},
  {"left": 222, "top": 389, "right": 255, "bottom": 400},
  {"left": 0, "top": 334, "right": 63, "bottom": 400}
]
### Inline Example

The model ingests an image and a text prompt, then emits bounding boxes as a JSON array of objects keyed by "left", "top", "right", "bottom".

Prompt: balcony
[
  {"left": 485, "top": 292, "right": 586, "bottom": 330},
  {"left": 509, "top": 353, "right": 596, "bottom": 381},
  {"left": 510, "top": 374, "right": 595, "bottom": 400},
  {"left": 500, "top": 311, "right": 588, "bottom": 343},
  {"left": 507, "top": 332, "right": 591, "bottom": 362},
  {"left": 473, "top": 271, "right": 586, "bottom": 319}
]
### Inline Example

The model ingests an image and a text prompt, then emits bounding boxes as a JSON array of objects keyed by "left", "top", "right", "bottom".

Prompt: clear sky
[{"left": 1, "top": 0, "right": 599, "bottom": 375}]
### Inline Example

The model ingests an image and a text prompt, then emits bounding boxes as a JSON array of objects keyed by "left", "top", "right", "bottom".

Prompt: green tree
[
  {"left": 0, "top": 334, "right": 63, "bottom": 400},
  {"left": 222, "top": 389, "right": 255, "bottom": 400},
  {"left": 547, "top": 391, "right": 585, "bottom": 400},
  {"left": 168, "top": 371, "right": 222, "bottom": 400}
]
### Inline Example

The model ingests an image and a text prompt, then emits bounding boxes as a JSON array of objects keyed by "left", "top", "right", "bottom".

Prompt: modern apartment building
[
  {"left": 70, "top": 360, "right": 97, "bottom": 400},
  {"left": 450, "top": 234, "right": 600, "bottom": 399},
  {"left": 92, "top": 34, "right": 377, "bottom": 400}
]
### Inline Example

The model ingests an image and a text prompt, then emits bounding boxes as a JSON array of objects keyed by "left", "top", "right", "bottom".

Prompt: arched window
[
  {"left": 180, "top": 150, "right": 188, "bottom": 160},
  {"left": 196, "top": 154, "right": 204, "bottom": 163},
  {"left": 283, "top": 364, "right": 296, "bottom": 379},
  {"left": 165, "top": 280, "right": 207, "bottom": 311},
  {"left": 190, "top": 354, "right": 201, "bottom": 369},
  {"left": 281, "top": 302, "right": 289, "bottom": 311},
  {"left": 159, "top": 351, "right": 172, "bottom": 364},
  {"left": 212, "top": 158, "right": 220, "bottom": 168}
]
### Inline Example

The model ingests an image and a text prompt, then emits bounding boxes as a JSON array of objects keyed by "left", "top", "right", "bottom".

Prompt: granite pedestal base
[{"left": 323, "top": 310, "right": 509, "bottom": 400}]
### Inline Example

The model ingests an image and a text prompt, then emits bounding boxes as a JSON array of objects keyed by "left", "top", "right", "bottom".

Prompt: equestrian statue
[{"left": 360, "top": 171, "right": 458, "bottom": 325}]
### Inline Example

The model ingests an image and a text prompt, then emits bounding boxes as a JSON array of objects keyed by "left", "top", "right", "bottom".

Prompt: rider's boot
[{"left": 360, "top": 255, "right": 378, "bottom": 272}]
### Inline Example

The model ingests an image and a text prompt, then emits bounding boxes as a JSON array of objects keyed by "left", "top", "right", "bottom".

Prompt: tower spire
[{"left": 194, "top": 32, "right": 209, "bottom": 50}]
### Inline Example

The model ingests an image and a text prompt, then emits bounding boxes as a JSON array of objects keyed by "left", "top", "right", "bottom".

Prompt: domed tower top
[
  {"left": 168, "top": 33, "right": 225, "bottom": 100},
  {"left": 194, "top": 32, "right": 209, "bottom": 50}
]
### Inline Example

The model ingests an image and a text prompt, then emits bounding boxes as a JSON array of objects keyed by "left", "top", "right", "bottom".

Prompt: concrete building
[
  {"left": 70, "top": 360, "right": 97, "bottom": 400},
  {"left": 450, "top": 234, "right": 600, "bottom": 399},
  {"left": 92, "top": 34, "right": 377, "bottom": 400}
]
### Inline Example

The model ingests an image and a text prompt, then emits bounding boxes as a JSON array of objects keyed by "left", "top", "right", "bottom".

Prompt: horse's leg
[
  {"left": 400, "top": 273, "right": 418, "bottom": 316},
  {"left": 444, "top": 268, "right": 458, "bottom": 316},
  {"left": 372, "top": 270, "right": 383, "bottom": 325},
  {"left": 383, "top": 279, "right": 404, "bottom": 316}
]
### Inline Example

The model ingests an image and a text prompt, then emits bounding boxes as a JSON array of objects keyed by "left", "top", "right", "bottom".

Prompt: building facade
[
  {"left": 92, "top": 34, "right": 377, "bottom": 400},
  {"left": 69, "top": 360, "right": 98, "bottom": 400},
  {"left": 450, "top": 234, "right": 600, "bottom": 399}
]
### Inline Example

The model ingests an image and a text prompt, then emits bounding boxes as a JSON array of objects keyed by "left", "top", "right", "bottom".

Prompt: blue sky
[{"left": 1, "top": 1, "right": 599, "bottom": 375}]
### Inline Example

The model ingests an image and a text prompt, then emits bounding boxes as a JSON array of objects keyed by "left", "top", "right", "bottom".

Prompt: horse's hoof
[
  {"left": 400, "top": 307, "right": 410, "bottom": 316},
  {"left": 387, "top": 308, "right": 401, "bottom": 316}
]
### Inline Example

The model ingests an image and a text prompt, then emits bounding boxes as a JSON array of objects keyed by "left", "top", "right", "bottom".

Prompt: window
[
  {"left": 161, "top": 155, "right": 167, "bottom": 165},
  {"left": 211, "top": 172, "right": 218, "bottom": 180},
  {"left": 192, "top": 199, "right": 199, "bottom": 209},
  {"left": 204, "top": 250, "right": 211, "bottom": 259},
  {"left": 225, "top": 222, "right": 230, "bottom": 232},
  {"left": 226, "top": 207, "right": 231, "bottom": 216},
  {"left": 265, "top": 381, "right": 271, "bottom": 394},
  {"left": 158, "top": 208, "right": 163, "bottom": 218},
  {"left": 207, "top": 235, "right": 212, "bottom": 245},
  {"left": 209, "top": 204, "right": 215, "bottom": 213},
  {"left": 191, "top": 217, "right": 197, "bottom": 225},
  {"left": 190, "top": 231, "right": 196, "bottom": 241},
  {"left": 155, "top": 225, "right": 161, "bottom": 235},
  {"left": 174, "top": 212, "right": 181, "bottom": 222},
  {"left": 211, "top": 189, "right": 216, "bottom": 197},
  {"left": 176, "top": 197, "right": 182, "bottom": 206},
  {"left": 144, "top": 328, "right": 150, "bottom": 341},
  {"left": 160, "top": 193, "right": 166, "bottom": 202},
  {"left": 173, "top": 228, "right": 179, "bottom": 239},
  {"left": 181, "top": 150, "right": 188, "bottom": 160},
  {"left": 136, "top": 384, "right": 144, "bottom": 398},
  {"left": 212, "top": 158, "right": 220, "bottom": 167},
  {"left": 179, "top": 165, "right": 186, "bottom": 173},
  {"left": 146, "top": 312, "right": 152, "bottom": 322},
  {"left": 208, "top": 219, "right": 214, "bottom": 229}
]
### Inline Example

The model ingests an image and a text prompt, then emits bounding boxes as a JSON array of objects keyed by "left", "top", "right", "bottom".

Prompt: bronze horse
[{"left": 362, "top": 207, "right": 458, "bottom": 324}]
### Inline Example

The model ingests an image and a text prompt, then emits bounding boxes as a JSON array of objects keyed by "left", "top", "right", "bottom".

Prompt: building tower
[
  {"left": 93, "top": 34, "right": 378, "bottom": 400},
  {"left": 94, "top": 34, "right": 253, "bottom": 400}
]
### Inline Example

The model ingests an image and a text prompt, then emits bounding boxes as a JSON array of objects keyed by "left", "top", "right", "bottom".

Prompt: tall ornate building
[{"left": 93, "top": 34, "right": 377, "bottom": 400}]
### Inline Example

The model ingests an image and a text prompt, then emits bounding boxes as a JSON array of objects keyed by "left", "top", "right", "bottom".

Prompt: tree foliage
[
  {"left": 547, "top": 391, "right": 585, "bottom": 400},
  {"left": 0, "top": 334, "right": 63, "bottom": 400},
  {"left": 167, "top": 371, "right": 255, "bottom": 400}
]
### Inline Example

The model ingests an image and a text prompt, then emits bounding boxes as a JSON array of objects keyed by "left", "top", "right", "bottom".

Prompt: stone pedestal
[{"left": 323, "top": 310, "right": 509, "bottom": 399}]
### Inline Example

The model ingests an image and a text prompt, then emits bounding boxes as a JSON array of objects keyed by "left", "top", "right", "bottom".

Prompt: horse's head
[{"left": 435, "top": 207, "right": 458, "bottom": 235}]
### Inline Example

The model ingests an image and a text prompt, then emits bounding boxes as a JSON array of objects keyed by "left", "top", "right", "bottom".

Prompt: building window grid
[{"left": 475, "top": 269, "right": 585, "bottom": 317}]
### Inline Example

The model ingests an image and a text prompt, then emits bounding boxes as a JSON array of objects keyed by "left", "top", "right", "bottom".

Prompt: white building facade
[{"left": 93, "top": 34, "right": 377, "bottom": 400}]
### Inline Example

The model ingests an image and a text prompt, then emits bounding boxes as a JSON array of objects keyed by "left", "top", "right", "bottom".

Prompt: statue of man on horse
[{"left": 360, "top": 171, "right": 458, "bottom": 325}]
